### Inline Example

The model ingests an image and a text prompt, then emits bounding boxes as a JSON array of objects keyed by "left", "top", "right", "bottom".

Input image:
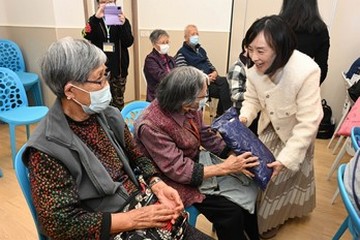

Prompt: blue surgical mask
[
  {"left": 189, "top": 35, "right": 199, "bottom": 46},
  {"left": 72, "top": 85, "right": 112, "bottom": 114},
  {"left": 197, "top": 96, "right": 208, "bottom": 111}
]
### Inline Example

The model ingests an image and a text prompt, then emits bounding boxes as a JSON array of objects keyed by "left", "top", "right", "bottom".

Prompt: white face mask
[
  {"left": 197, "top": 96, "right": 208, "bottom": 111},
  {"left": 158, "top": 44, "right": 170, "bottom": 55},
  {"left": 72, "top": 85, "right": 112, "bottom": 114},
  {"left": 189, "top": 35, "right": 199, "bottom": 46}
]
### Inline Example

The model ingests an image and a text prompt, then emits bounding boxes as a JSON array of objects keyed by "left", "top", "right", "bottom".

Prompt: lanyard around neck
[{"left": 102, "top": 18, "right": 111, "bottom": 41}]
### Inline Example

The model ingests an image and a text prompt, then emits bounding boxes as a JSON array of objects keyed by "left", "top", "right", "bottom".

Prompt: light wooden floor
[{"left": 0, "top": 120, "right": 353, "bottom": 239}]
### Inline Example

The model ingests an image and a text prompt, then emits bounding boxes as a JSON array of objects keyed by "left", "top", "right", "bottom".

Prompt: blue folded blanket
[{"left": 211, "top": 107, "right": 274, "bottom": 190}]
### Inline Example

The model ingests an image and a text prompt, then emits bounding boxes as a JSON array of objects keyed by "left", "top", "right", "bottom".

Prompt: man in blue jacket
[{"left": 175, "top": 24, "right": 232, "bottom": 117}]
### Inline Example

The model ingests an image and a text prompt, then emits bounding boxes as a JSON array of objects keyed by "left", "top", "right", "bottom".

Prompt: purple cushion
[{"left": 211, "top": 107, "right": 274, "bottom": 190}]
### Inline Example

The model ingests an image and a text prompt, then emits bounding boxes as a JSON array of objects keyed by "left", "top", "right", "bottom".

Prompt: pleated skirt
[{"left": 257, "top": 124, "right": 316, "bottom": 234}]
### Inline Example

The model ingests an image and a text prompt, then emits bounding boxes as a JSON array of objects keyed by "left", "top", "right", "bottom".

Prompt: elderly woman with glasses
[
  {"left": 135, "top": 66, "right": 261, "bottom": 240},
  {"left": 23, "top": 37, "right": 212, "bottom": 240}
]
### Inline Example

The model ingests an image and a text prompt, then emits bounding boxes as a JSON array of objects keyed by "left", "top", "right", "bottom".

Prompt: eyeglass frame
[{"left": 84, "top": 71, "right": 111, "bottom": 86}]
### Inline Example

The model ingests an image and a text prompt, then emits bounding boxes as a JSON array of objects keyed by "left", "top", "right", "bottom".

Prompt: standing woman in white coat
[{"left": 239, "top": 15, "right": 323, "bottom": 238}]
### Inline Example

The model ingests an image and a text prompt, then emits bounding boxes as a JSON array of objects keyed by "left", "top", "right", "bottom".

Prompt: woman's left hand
[
  {"left": 118, "top": 13, "right": 125, "bottom": 24},
  {"left": 151, "top": 181, "right": 184, "bottom": 223},
  {"left": 267, "top": 160, "right": 284, "bottom": 179}
]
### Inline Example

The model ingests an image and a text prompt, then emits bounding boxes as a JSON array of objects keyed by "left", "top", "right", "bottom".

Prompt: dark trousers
[
  {"left": 109, "top": 75, "right": 127, "bottom": 111},
  {"left": 194, "top": 195, "right": 260, "bottom": 240},
  {"left": 208, "top": 76, "right": 232, "bottom": 116}
]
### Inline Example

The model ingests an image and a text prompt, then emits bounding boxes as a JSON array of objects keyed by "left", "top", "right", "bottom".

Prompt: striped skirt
[{"left": 257, "top": 124, "right": 316, "bottom": 234}]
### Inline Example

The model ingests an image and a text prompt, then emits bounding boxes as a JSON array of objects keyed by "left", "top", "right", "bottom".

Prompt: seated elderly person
[
  {"left": 175, "top": 24, "right": 232, "bottom": 116},
  {"left": 135, "top": 66, "right": 260, "bottom": 240},
  {"left": 23, "top": 37, "right": 212, "bottom": 240},
  {"left": 144, "top": 29, "right": 176, "bottom": 102}
]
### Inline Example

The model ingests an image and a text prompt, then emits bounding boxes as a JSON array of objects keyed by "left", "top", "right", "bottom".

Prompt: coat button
[
  {"left": 270, "top": 112, "right": 274, "bottom": 115},
  {"left": 266, "top": 95, "right": 270, "bottom": 98},
  {"left": 286, "top": 112, "right": 289, "bottom": 116},
  {"left": 276, "top": 127, "right": 280, "bottom": 130}
]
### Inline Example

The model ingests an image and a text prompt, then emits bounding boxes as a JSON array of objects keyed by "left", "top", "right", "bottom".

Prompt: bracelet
[{"left": 149, "top": 177, "right": 162, "bottom": 188}]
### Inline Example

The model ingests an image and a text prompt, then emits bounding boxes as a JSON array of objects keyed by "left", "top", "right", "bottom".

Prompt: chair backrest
[
  {"left": 0, "top": 67, "right": 28, "bottom": 112},
  {"left": 351, "top": 127, "right": 360, "bottom": 151},
  {"left": 15, "top": 144, "right": 48, "bottom": 240},
  {"left": 338, "top": 164, "right": 360, "bottom": 238},
  {"left": 121, "top": 101, "right": 150, "bottom": 134},
  {"left": 0, "top": 39, "right": 26, "bottom": 72}
]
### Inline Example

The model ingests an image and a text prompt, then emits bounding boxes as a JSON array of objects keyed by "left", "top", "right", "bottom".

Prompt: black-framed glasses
[
  {"left": 196, "top": 90, "right": 209, "bottom": 100},
  {"left": 84, "top": 71, "right": 111, "bottom": 86}
]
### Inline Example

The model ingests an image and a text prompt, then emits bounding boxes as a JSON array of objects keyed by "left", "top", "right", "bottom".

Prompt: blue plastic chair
[
  {"left": 120, "top": 100, "right": 150, "bottom": 134},
  {"left": 185, "top": 205, "right": 201, "bottom": 227},
  {"left": 0, "top": 67, "right": 48, "bottom": 167},
  {"left": 0, "top": 39, "right": 43, "bottom": 106},
  {"left": 351, "top": 126, "right": 360, "bottom": 151},
  {"left": 15, "top": 144, "right": 48, "bottom": 240},
  {"left": 332, "top": 164, "right": 360, "bottom": 240}
]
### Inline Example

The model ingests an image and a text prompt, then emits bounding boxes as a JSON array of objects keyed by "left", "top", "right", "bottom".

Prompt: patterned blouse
[{"left": 28, "top": 114, "right": 156, "bottom": 240}]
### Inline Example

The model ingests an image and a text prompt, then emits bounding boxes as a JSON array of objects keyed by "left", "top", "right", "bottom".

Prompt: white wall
[
  {"left": 138, "top": 0, "right": 233, "bottom": 32},
  {"left": 0, "top": 0, "right": 84, "bottom": 27}
]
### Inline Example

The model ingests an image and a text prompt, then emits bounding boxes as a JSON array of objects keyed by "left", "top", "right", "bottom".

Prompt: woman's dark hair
[
  {"left": 239, "top": 38, "right": 254, "bottom": 68},
  {"left": 279, "top": 0, "right": 327, "bottom": 33},
  {"left": 156, "top": 66, "right": 205, "bottom": 113},
  {"left": 243, "top": 15, "right": 296, "bottom": 76}
]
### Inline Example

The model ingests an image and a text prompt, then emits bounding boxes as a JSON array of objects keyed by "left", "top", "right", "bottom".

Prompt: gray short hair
[
  {"left": 184, "top": 24, "right": 198, "bottom": 37},
  {"left": 149, "top": 29, "right": 169, "bottom": 44},
  {"left": 157, "top": 66, "right": 206, "bottom": 113},
  {"left": 40, "top": 37, "right": 107, "bottom": 98}
]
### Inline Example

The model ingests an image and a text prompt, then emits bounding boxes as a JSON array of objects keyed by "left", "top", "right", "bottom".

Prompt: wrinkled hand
[
  {"left": 222, "top": 152, "right": 259, "bottom": 176},
  {"left": 128, "top": 204, "right": 177, "bottom": 229},
  {"left": 267, "top": 160, "right": 284, "bottom": 179},
  {"left": 151, "top": 181, "right": 184, "bottom": 223}
]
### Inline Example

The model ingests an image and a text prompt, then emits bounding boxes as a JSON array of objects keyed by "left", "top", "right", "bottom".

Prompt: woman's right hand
[
  {"left": 221, "top": 152, "right": 259, "bottom": 177},
  {"left": 111, "top": 203, "right": 176, "bottom": 233},
  {"left": 95, "top": 3, "right": 106, "bottom": 19},
  {"left": 239, "top": 116, "right": 248, "bottom": 124}
]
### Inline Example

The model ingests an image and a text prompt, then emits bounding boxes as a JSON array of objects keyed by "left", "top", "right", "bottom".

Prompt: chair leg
[
  {"left": 331, "top": 188, "right": 339, "bottom": 205},
  {"left": 327, "top": 134, "right": 338, "bottom": 149},
  {"left": 332, "top": 217, "right": 349, "bottom": 240},
  {"left": 26, "top": 125, "right": 30, "bottom": 140},
  {"left": 32, "top": 81, "right": 44, "bottom": 106},
  {"left": 327, "top": 138, "right": 349, "bottom": 180},
  {"left": 332, "top": 136, "right": 345, "bottom": 155},
  {"left": 329, "top": 102, "right": 351, "bottom": 150},
  {"left": 9, "top": 124, "right": 17, "bottom": 168}
]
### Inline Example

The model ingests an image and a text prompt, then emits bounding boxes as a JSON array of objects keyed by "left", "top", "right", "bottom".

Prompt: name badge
[{"left": 103, "top": 42, "right": 115, "bottom": 52}]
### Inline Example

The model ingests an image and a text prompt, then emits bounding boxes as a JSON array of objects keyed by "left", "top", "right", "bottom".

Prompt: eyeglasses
[
  {"left": 196, "top": 90, "right": 209, "bottom": 100},
  {"left": 84, "top": 72, "right": 111, "bottom": 86}
]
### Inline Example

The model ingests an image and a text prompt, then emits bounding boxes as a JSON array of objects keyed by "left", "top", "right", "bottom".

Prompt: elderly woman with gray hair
[
  {"left": 135, "top": 66, "right": 260, "bottom": 240},
  {"left": 143, "top": 29, "right": 176, "bottom": 102},
  {"left": 23, "top": 37, "right": 212, "bottom": 240}
]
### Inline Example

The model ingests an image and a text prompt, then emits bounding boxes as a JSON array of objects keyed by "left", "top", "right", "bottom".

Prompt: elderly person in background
[
  {"left": 175, "top": 24, "right": 232, "bottom": 117},
  {"left": 23, "top": 37, "right": 212, "bottom": 240},
  {"left": 144, "top": 29, "right": 176, "bottom": 102},
  {"left": 135, "top": 66, "right": 260, "bottom": 240}
]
